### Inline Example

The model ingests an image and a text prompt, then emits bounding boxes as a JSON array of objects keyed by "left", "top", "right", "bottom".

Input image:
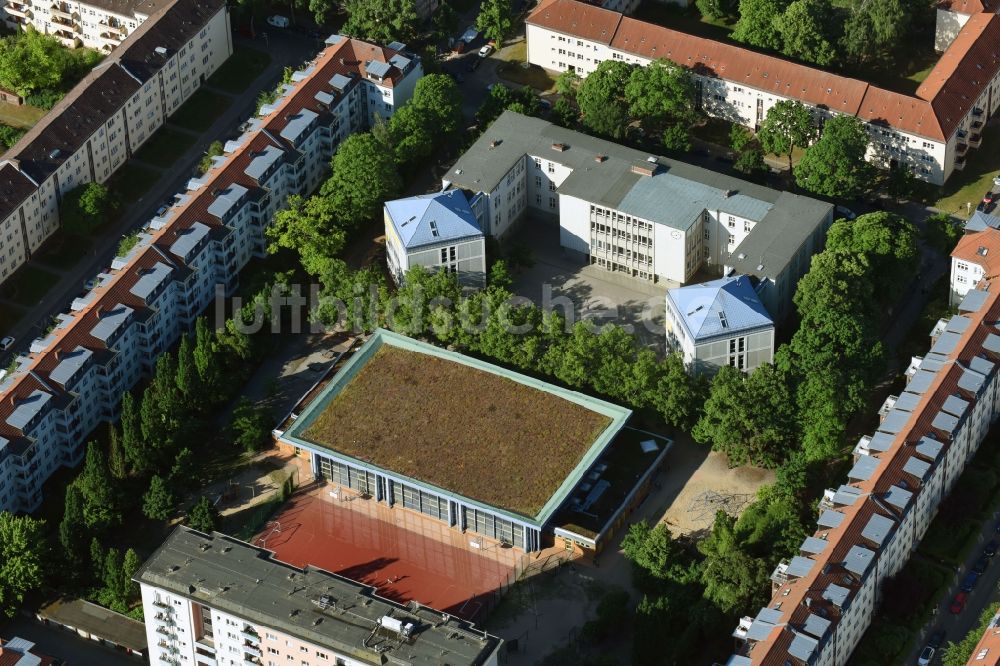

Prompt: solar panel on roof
[
  {"left": 945, "top": 315, "right": 971, "bottom": 334},
  {"left": 848, "top": 455, "right": 880, "bottom": 481},
  {"left": 818, "top": 510, "right": 844, "bottom": 528},
  {"left": 90, "top": 305, "right": 134, "bottom": 342},
  {"left": 389, "top": 54, "right": 411, "bottom": 71},
  {"left": 893, "top": 392, "right": 922, "bottom": 412},
  {"left": 387, "top": 40, "right": 406, "bottom": 51},
  {"left": 788, "top": 632, "right": 819, "bottom": 661},
  {"left": 844, "top": 545, "right": 875, "bottom": 576},
  {"left": 884, "top": 484, "right": 913, "bottom": 510},
  {"left": 755, "top": 607, "right": 782, "bottom": 624},
  {"left": 324, "top": 34, "right": 342, "bottom": 45},
  {"left": 920, "top": 355, "right": 947, "bottom": 371},
  {"left": 131, "top": 263, "right": 173, "bottom": 301},
  {"left": 49, "top": 346, "right": 93, "bottom": 387},
  {"left": 866, "top": 431, "right": 895, "bottom": 452},
  {"left": 931, "top": 330, "right": 962, "bottom": 356},
  {"left": 330, "top": 73, "right": 352, "bottom": 90},
  {"left": 6, "top": 390, "right": 52, "bottom": 431},
  {"left": 279, "top": 109, "right": 319, "bottom": 145},
  {"left": 984, "top": 334, "right": 1000, "bottom": 355},
  {"left": 367, "top": 60, "right": 392, "bottom": 78},
  {"left": 915, "top": 436, "right": 943, "bottom": 461},
  {"left": 932, "top": 410, "right": 960, "bottom": 434},
  {"left": 879, "top": 408, "right": 910, "bottom": 434},
  {"left": 746, "top": 619, "right": 777, "bottom": 641},
  {"left": 822, "top": 584, "right": 850, "bottom": 607},
  {"left": 942, "top": 394, "right": 970, "bottom": 417},
  {"left": 903, "top": 456, "right": 931, "bottom": 480},
  {"left": 802, "top": 613, "right": 831, "bottom": 639},
  {"left": 170, "top": 222, "right": 210, "bottom": 261},
  {"left": 787, "top": 556, "right": 815, "bottom": 578},
  {"left": 908, "top": 369, "right": 938, "bottom": 394},
  {"left": 801, "top": 536, "right": 828, "bottom": 554},
  {"left": 833, "top": 485, "right": 863, "bottom": 505},
  {"left": 959, "top": 289, "right": 990, "bottom": 312},
  {"left": 970, "top": 355, "right": 995, "bottom": 376},
  {"left": 958, "top": 367, "right": 986, "bottom": 393},
  {"left": 861, "top": 513, "right": 894, "bottom": 546},
  {"left": 245, "top": 145, "right": 283, "bottom": 182}
]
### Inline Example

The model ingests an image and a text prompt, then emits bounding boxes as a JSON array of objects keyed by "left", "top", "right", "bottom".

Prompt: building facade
[
  {"left": 136, "top": 527, "right": 502, "bottom": 666},
  {"left": 446, "top": 111, "right": 832, "bottom": 320},
  {"left": 384, "top": 189, "right": 486, "bottom": 287},
  {"left": 727, "top": 283, "right": 1000, "bottom": 665},
  {"left": 950, "top": 219, "right": 1000, "bottom": 306},
  {"left": 664, "top": 276, "right": 774, "bottom": 375},
  {"left": 2, "top": 0, "right": 166, "bottom": 51},
  {"left": 526, "top": 0, "right": 1000, "bottom": 185},
  {"left": 0, "top": 35, "right": 422, "bottom": 514},
  {"left": 0, "top": 0, "right": 232, "bottom": 286}
]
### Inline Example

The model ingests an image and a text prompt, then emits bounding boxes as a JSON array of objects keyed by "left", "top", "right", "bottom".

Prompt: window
[
  {"left": 957, "top": 261, "right": 970, "bottom": 271},
  {"left": 744, "top": 221, "right": 752, "bottom": 232},
  {"left": 704, "top": 229, "right": 710, "bottom": 240}
]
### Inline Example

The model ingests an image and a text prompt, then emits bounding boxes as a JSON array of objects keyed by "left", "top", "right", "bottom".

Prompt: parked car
[
  {"left": 835, "top": 205, "right": 857, "bottom": 220},
  {"left": 974, "top": 555, "right": 989, "bottom": 574},
  {"left": 928, "top": 630, "right": 946, "bottom": 649},
  {"left": 950, "top": 591, "right": 969, "bottom": 614},
  {"left": 918, "top": 646, "right": 935, "bottom": 666},
  {"left": 460, "top": 25, "right": 479, "bottom": 43},
  {"left": 961, "top": 571, "right": 979, "bottom": 592},
  {"left": 266, "top": 15, "right": 289, "bottom": 27},
  {"left": 478, "top": 44, "right": 493, "bottom": 57},
  {"left": 986, "top": 539, "right": 999, "bottom": 557},
  {"left": 0, "top": 336, "right": 14, "bottom": 351}
]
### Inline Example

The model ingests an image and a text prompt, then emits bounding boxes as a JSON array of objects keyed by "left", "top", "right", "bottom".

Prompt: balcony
[
  {"left": 154, "top": 625, "right": 176, "bottom": 637},
  {"left": 52, "top": 32, "right": 80, "bottom": 48},
  {"left": 99, "top": 30, "right": 123, "bottom": 45},
  {"left": 4, "top": 1, "right": 32, "bottom": 18},
  {"left": 242, "top": 643, "right": 262, "bottom": 657},
  {"left": 970, "top": 133, "right": 983, "bottom": 147},
  {"left": 240, "top": 628, "right": 260, "bottom": 643},
  {"left": 48, "top": 4, "right": 73, "bottom": 19},
  {"left": 972, "top": 107, "right": 984, "bottom": 118},
  {"left": 152, "top": 612, "right": 176, "bottom": 627},
  {"left": 954, "top": 157, "right": 966, "bottom": 171},
  {"left": 957, "top": 142, "right": 968, "bottom": 156}
]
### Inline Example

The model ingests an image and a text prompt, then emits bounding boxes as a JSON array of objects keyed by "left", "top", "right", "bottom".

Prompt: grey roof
[
  {"left": 822, "top": 584, "right": 850, "bottom": 607},
  {"left": 389, "top": 54, "right": 412, "bottom": 71},
  {"left": 366, "top": 60, "right": 392, "bottom": 78},
  {"left": 960, "top": 289, "right": 991, "bottom": 312},
  {"left": 387, "top": 40, "right": 407, "bottom": 51},
  {"left": 207, "top": 184, "right": 250, "bottom": 220},
  {"left": 916, "top": 436, "right": 944, "bottom": 460},
  {"left": 447, "top": 112, "right": 831, "bottom": 251},
  {"left": 49, "top": 346, "right": 93, "bottom": 387},
  {"left": 245, "top": 145, "right": 285, "bottom": 182},
  {"left": 931, "top": 330, "right": 963, "bottom": 355},
  {"left": 135, "top": 528, "right": 501, "bottom": 665},
  {"left": 787, "top": 556, "right": 815, "bottom": 578},
  {"left": 963, "top": 210, "right": 1000, "bottom": 232},
  {"left": 38, "top": 598, "right": 147, "bottom": 652},
  {"left": 7, "top": 390, "right": 52, "bottom": 431},
  {"left": 800, "top": 536, "right": 829, "bottom": 555},
  {"left": 920, "top": 354, "right": 947, "bottom": 372},
  {"left": 970, "top": 355, "right": 995, "bottom": 376},
  {"left": 90, "top": 305, "right": 134, "bottom": 343},
  {"left": 848, "top": 455, "right": 880, "bottom": 482},
  {"left": 959, "top": 367, "right": 987, "bottom": 393},
  {"left": 801, "top": 613, "right": 831, "bottom": 640},
  {"left": 861, "top": 513, "right": 894, "bottom": 546},
  {"left": 170, "top": 221, "right": 210, "bottom": 260},
  {"left": 931, "top": 410, "right": 959, "bottom": 433},
  {"left": 903, "top": 457, "right": 932, "bottom": 480},
  {"left": 884, "top": 484, "right": 913, "bottom": 511},
  {"left": 818, "top": 510, "right": 845, "bottom": 528},
  {"left": 325, "top": 34, "right": 343, "bottom": 45},
  {"left": 130, "top": 262, "right": 173, "bottom": 301},
  {"left": 908, "top": 369, "right": 939, "bottom": 394},
  {"left": 844, "top": 545, "right": 875, "bottom": 577},
  {"left": 946, "top": 315, "right": 971, "bottom": 334},
  {"left": 984, "top": 334, "right": 1000, "bottom": 355},
  {"left": 279, "top": 108, "right": 319, "bottom": 145},
  {"left": 942, "top": 394, "right": 970, "bottom": 417},
  {"left": 832, "top": 485, "right": 864, "bottom": 505},
  {"left": 747, "top": 608, "right": 782, "bottom": 640},
  {"left": 314, "top": 90, "right": 335, "bottom": 105},
  {"left": 893, "top": 392, "right": 922, "bottom": 412},
  {"left": 879, "top": 408, "right": 910, "bottom": 434},
  {"left": 788, "top": 631, "right": 819, "bottom": 662},
  {"left": 330, "top": 73, "right": 352, "bottom": 90},
  {"left": 866, "top": 431, "right": 895, "bottom": 452}
]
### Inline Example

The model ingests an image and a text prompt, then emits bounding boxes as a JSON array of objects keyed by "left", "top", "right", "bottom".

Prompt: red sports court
[{"left": 254, "top": 485, "right": 519, "bottom": 621}]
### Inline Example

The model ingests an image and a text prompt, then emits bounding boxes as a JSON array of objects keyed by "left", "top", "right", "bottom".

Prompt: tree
[
  {"left": 410, "top": 74, "right": 463, "bottom": 139},
  {"left": 693, "top": 364, "right": 798, "bottom": 468},
  {"left": 476, "top": 84, "right": 542, "bottom": 126},
  {"left": 76, "top": 442, "right": 120, "bottom": 531},
  {"left": 342, "top": 0, "right": 420, "bottom": 43},
  {"left": 193, "top": 317, "right": 219, "bottom": 394},
  {"left": 0, "top": 29, "right": 68, "bottom": 95},
  {"left": 119, "top": 391, "right": 146, "bottom": 474},
  {"left": 697, "top": 0, "right": 737, "bottom": 19},
  {"left": 320, "top": 133, "right": 402, "bottom": 226},
  {"left": 730, "top": 125, "right": 766, "bottom": 175},
  {"left": 89, "top": 537, "right": 105, "bottom": 582},
  {"left": 107, "top": 424, "right": 127, "bottom": 480},
  {"left": 61, "top": 182, "right": 114, "bottom": 234},
  {"left": 625, "top": 60, "right": 697, "bottom": 150},
  {"left": 942, "top": 602, "right": 1000, "bottom": 666},
  {"left": 698, "top": 512, "right": 770, "bottom": 614},
  {"left": 842, "top": 0, "right": 908, "bottom": 64},
  {"left": 385, "top": 103, "right": 437, "bottom": 167},
  {"left": 824, "top": 211, "right": 918, "bottom": 297},
  {"left": 122, "top": 548, "right": 141, "bottom": 602},
  {"left": 774, "top": 0, "right": 838, "bottom": 66},
  {"left": 476, "top": 0, "right": 513, "bottom": 45},
  {"left": 555, "top": 70, "right": 580, "bottom": 99},
  {"left": 175, "top": 334, "right": 199, "bottom": 403},
  {"left": 886, "top": 163, "right": 918, "bottom": 201},
  {"left": 732, "top": 0, "right": 788, "bottom": 50},
  {"left": 169, "top": 448, "right": 197, "bottom": 488},
  {"left": 551, "top": 97, "right": 578, "bottom": 128},
  {"left": 198, "top": 140, "right": 225, "bottom": 175},
  {"left": 0, "top": 123, "right": 25, "bottom": 151},
  {"left": 102, "top": 547, "right": 127, "bottom": 609},
  {"left": 621, "top": 521, "right": 681, "bottom": 581},
  {"left": 268, "top": 194, "right": 346, "bottom": 277},
  {"left": 652, "top": 353, "right": 705, "bottom": 430},
  {"left": 0, "top": 513, "right": 44, "bottom": 618},
  {"left": 577, "top": 60, "right": 634, "bottom": 139},
  {"left": 433, "top": 0, "right": 458, "bottom": 39},
  {"left": 58, "top": 485, "right": 87, "bottom": 568},
  {"left": 143, "top": 475, "right": 176, "bottom": 521},
  {"left": 922, "top": 212, "right": 962, "bottom": 254},
  {"left": 794, "top": 116, "right": 874, "bottom": 198},
  {"left": 187, "top": 496, "right": 220, "bottom": 533},
  {"left": 757, "top": 100, "right": 816, "bottom": 171},
  {"left": 231, "top": 398, "right": 272, "bottom": 452}
]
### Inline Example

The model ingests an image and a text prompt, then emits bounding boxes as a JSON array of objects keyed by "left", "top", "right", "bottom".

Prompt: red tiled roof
[
  {"left": 939, "top": 0, "right": 992, "bottom": 15},
  {"left": 527, "top": 0, "right": 621, "bottom": 43},
  {"left": 952, "top": 227, "right": 1000, "bottom": 272},
  {"left": 856, "top": 87, "right": 943, "bottom": 141},
  {"left": 964, "top": 611, "right": 1000, "bottom": 665}
]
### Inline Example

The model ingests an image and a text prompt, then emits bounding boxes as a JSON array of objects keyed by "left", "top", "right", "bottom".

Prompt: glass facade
[
  {"left": 462, "top": 507, "right": 525, "bottom": 550},
  {"left": 390, "top": 480, "right": 448, "bottom": 521},
  {"left": 318, "top": 457, "right": 377, "bottom": 496}
]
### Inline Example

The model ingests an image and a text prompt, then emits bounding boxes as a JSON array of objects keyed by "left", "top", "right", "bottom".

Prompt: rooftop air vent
[
  {"left": 551, "top": 142, "right": 567, "bottom": 152},
  {"left": 595, "top": 155, "right": 606, "bottom": 162},
  {"left": 979, "top": 246, "right": 989, "bottom": 256},
  {"left": 154, "top": 46, "right": 167, "bottom": 56}
]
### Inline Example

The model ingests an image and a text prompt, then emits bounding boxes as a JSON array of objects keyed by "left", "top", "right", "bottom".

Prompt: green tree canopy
[
  {"left": 698, "top": 511, "right": 770, "bottom": 614},
  {"left": 187, "top": 496, "right": 220, "bottom": 533},
  {"left": 410, "top": 74, "right": 463, "bottom": 138},
  {"left": 577, "top": 60, "right": 635, "bottom": 139},
  {"left": 621, "top": 520, "right": 682, "bottom": 581},
  {"left": 342, "top": 0, "right": 419, "bottom": 43},
  {"left": 730, "top": 124, "right": 766, "bottom": 175},
  {"left": 0, "top": 29, "right": 68, "bottom": 95},
  {"left": 625, "top": 60, "right": 697, "bottom": 150},
  {"left": 61, "top": 182, "right": 114, "bottom": 235},
  {"left": 732, "top": 0, "right": 788, "bottom": 50},
  {"left": 0, "top": 512, "right": 45, "bottom": 619},
  {"left": 231, "top": 397, "right": 272, "bottom": 453},
  {"left": 774, "top": 0, "right": 838, "bottom": 66},
  {"left": 58, "top": 485, "right": 86, "bottom": 569},
  {"left": 757, "top": 100, "right": 816, "bottom": 170},
  {"left": 320, "top": 133, "right": 402, "bottom": 227},
  {"left": 76, "top": 442, "right": 121, "bottom": 531},
  {"left": 268, "top": 194, "right": 346, "bottom": 278},
  {"left": 476, "top": 0, "right": 514, "bottom": 45},
  {"left": 143, "top": 475, "right": 176, "bottom": 521},
  {"left": 794, "top": 115, "right": 874, "bottom": 198},
  {"left": 842, "top": 0, "right": 909, "bottom": 64}
]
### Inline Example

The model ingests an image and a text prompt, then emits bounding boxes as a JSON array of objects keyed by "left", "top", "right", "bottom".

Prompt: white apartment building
[
  {"left": 445, "top": 111, "right": 832, "bottom": 321},
  {"left": 0, "top": 35, "right": 422, "bottom": 514},
  {"left": 384, "top": 189, "right": 486, "bottom": 287},
  {"left": 0, "top": 0, "right": 232, "bottom": 286},
  {"left": 950, "top": 216, "right": 1000, "bottom": 306},
  {"left": 665, "top": 276, "right": 774, "bottom": 375},
  {"left": 2, "top": 0, "right": 166, "bottom": 51},
  {"left": 136, "top": 527, "right": 502, "bottom": 666},
  {"left": 525, "top": 0, "right": 1000, "bottom": 186},
  {"left": 727, "top": 284, "right": 1000, "bottom": 665}
]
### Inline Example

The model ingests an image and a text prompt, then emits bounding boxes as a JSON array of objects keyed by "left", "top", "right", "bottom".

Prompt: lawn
[
  {"left": 495, "top": 42, "right": 555, "bottom": 91},
  {"left": 924, "top": 123, "right": 1000, "bottom": 217},
  {"left": 0, "top": 101, "right": 47, "bottom": 129},
  {"left": 168, "top": 89, "right": 233, "bottom": 132},
  {"left": 133, "top": 127, "right": 197, "bottom": 168},
  {"left": 0, "top": 264, "right": 60, "bottom": 306},
  {"left": 207, "top": 46, "right": 272, "bottom": 94},
  {"left": 298, "top": 343, "right": 615, "bottom": 517},
  {"left": 34, "top": 232, "right": 92, "bottom": 270},
  {"left": 108, "top": 164, "right": 161, "bottom": 202}
]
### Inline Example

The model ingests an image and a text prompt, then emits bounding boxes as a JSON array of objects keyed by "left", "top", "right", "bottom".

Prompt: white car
[
  {"left": 266, "top": 15, "right": 289, "bottom": 28},
  {"left": 478, "top": 45, "right": 493, "bottom": 58},
  {"left": 0, "top": 336, "right": 14, "bottom": 351},
  {"left": 917, "top": 646, "right": 934, "bottom": 666}
]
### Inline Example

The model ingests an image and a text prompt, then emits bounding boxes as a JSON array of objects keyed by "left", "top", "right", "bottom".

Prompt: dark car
[
  {"left": 974, "top": 555, "right": 989, "bottom": 574},
  {"left": 986, "top": 539, "right": 998, "bottom": 557},
  {"left": 950, "top": 591, "right": 969, "bottom": 614},
  {"left": 961, "top": 571, "right": 980, "bottom": 592},
  {"left": 928, "top": 629, "right": 946, "bottom": 649}
]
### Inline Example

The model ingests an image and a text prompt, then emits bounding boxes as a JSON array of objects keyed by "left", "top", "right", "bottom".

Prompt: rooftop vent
[
  {"left": 48, "top": 149, "right": 61, "bottom": 160},
  {"left": 154, "top": 46, "right": 167, "bottom": 56},
  {"left": 551, "top": 142, "right": 567, "bottom": 152},
  {"left": 979, "top": 246, "right": 989, "bottom": 256},
  {"left": 646, "top": 155, "right": 657, "bottom": 163},
  {"left": 723, "top": 189, "right": 735, "bottom": 198},
  {"left": 489, "top": 139, "right": 501, "bottom": 148}
]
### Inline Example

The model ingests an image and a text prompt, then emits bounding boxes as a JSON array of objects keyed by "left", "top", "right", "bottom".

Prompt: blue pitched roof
[
  {"left": 385, "top": 190, "right": 482, "bottom": 250},
  {"left": 667, "top": 276, "right": 773, "bottom": 342}
]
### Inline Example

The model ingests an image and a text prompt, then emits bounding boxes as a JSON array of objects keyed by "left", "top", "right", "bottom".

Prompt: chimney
[
  {"left": 551, "top": 142, "right": 567, "bottom": 152},
  {"left": 631, "top": 162, "right": 655, "bottom": 177}
]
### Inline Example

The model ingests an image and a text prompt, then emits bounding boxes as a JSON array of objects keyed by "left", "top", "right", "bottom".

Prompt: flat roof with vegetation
[{"left": 283, "top": 329, "right": 631, "bottom": 524}]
